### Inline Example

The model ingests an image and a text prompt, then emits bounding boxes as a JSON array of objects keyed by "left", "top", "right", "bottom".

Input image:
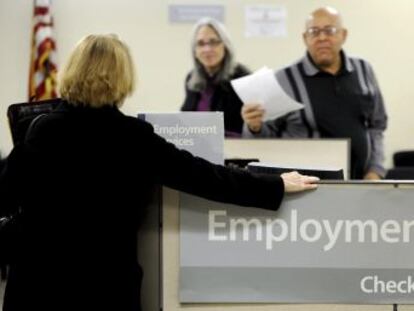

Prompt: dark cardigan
[
  {"left": 181, "top": 64, "right": 250, "bottom": 135},
  {"left": 0, "top": 101, "right": 284, "bottom": 311}
]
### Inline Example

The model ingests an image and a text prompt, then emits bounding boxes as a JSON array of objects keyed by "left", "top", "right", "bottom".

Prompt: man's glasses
[
  {"left": 305, "top": 26, "right": 340, "bottom": 38},
  {"left": 196, "top": 39, "right": 222, "bottom": 48}
]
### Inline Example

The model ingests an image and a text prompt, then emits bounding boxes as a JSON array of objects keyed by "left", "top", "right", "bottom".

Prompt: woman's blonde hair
[{"left": 59, "top": 34, "right": 135, "bottom": 108}]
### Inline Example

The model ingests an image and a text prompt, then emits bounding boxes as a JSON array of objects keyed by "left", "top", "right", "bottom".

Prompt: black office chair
[
  {"left": 393, "top": 151, "right": 414, "bottom": 167},
  {"left": 7, "top": 98, "right": 60, "bottom": 146},
  {"left": 385, "top": 167, "right": 414, "bottom": 180}
]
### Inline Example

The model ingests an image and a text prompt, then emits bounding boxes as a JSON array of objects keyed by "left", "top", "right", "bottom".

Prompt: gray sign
[
  {"left": 139, "top": 112, "right": 224, "bottom": 165},
  {"left": 180, "top": 184, "right": 414, "bottom": 303},
  {"left": 168, "top": 5, "right": 224, "bottom": 23}
]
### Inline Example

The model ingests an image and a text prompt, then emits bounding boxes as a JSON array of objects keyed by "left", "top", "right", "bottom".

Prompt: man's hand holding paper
[{"left": 241, "top": 103, "right": 265, "bottom": 133}]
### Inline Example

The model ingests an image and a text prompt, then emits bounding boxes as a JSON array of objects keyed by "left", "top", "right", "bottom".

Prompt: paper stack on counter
[{"left": 231, "top": 67, "right": 304, "bottom": 121}]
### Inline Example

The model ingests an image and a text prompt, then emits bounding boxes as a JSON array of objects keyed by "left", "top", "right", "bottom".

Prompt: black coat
[
  {"left": 0, "top": 101, "right": 283, "bottom": 311},
  {"left": 181, "top": 64, "right": 250, "bottom": 135}
]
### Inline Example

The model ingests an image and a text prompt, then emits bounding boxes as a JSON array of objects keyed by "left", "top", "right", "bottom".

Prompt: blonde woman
[{"left": 0, "top": 34, "right": 318, "bottom": 311}]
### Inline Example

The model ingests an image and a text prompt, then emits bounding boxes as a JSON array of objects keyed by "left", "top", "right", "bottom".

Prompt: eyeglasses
[
  {"left": 305, "top": 26, "right": 340, "bottom": 38},
  {"left": 196, "top": 39, "right": 222, "bottom": 48}
]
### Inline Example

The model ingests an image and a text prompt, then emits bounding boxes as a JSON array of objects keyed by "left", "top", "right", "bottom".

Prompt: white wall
[{"left": 1, "top": 0, "right": 413, "bottom": 169}]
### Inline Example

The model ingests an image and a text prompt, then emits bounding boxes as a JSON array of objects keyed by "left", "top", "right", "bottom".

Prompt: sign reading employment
[
  {"left": 139, "top": 112, "right": 224, "bottom": 165},
  {"left": 180, "top": 184, "right": 414, "bottom": 304}
]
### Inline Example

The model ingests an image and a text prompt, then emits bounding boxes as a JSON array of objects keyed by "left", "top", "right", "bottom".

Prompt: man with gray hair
[{"left": 242, "top": 7, "right": 387, "bottom": 179}]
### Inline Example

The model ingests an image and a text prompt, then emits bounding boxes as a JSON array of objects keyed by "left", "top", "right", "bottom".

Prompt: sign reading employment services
[
  {"left": 139, "top": 112, "right": 224, "bottom": 165},
  {"left": 180, "top": 184, "right": 414, "bottom": 304}
]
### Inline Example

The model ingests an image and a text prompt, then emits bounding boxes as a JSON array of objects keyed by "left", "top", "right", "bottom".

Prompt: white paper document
[{"left": 231, "top": 67, "right": 303, "bottom": 121}]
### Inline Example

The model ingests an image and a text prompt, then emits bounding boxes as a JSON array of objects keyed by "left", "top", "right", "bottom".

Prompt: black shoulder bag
[{"left": 0, "top": 113, "right": 46, "bottom": 279}]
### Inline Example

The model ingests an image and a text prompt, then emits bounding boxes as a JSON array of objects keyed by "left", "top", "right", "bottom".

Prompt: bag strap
[{"left": 25, "top": 113, "right": 46, "bottom": 141}]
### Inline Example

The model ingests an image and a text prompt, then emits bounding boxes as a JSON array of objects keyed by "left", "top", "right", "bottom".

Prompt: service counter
[
  {"left": 138, "top": 138, "right": 414, "bottom": 311},
  {"left": 162, "top": 181, "right": 414, "bottom": 311}
]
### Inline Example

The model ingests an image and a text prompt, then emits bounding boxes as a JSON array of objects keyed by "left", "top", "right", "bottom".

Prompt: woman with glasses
[{"left": 181, "top": 17, "right": 250, "bottom": 137}]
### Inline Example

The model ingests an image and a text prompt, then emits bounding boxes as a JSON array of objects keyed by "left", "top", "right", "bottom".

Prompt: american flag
[{"left": 29, "top": 0, "right": 58, "bottom": 101}]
